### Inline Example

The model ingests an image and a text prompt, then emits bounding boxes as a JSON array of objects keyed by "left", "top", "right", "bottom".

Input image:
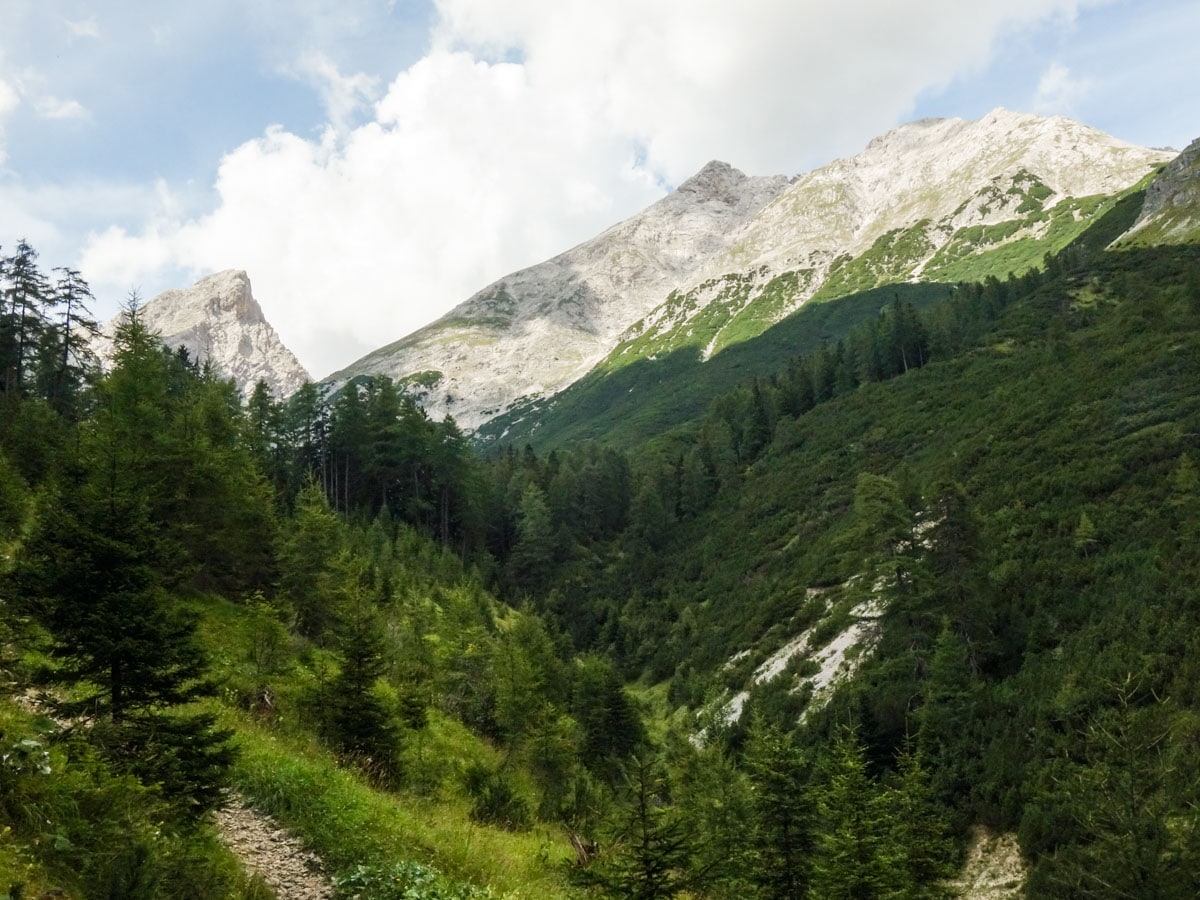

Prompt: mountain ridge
[{"left": 329, "top": 108, "right": 1171, "bottom": 432}]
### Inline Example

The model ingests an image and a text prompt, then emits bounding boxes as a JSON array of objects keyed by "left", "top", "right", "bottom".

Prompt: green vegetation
[
  {"left": 478, "top": 281, "right": 954, "bottom": 450},
  {"left": 400, "top": 370, "right": 445, "bottom": 390},
  {"left": 4, "top": 157, "right": 1200, "bottom": 897}
]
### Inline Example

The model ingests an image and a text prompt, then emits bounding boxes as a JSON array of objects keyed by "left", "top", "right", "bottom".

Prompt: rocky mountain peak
[
  {"left": 676, "top": 160, "right": 745, "bottom": 199},
  {"left": 152, "top": 270, "right": 265, "bottom": 331},
  {"left": 94, "top": 270, "right": 310, "bottom": 400},
  {"left": 329, "top": 158, "right": 791, "bottom": 429},
  {"left": 333, "top": 111, "right": 1172, "bottom": 434}
]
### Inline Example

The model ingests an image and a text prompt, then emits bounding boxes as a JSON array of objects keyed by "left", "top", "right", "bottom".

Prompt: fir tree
[
  {"left": 578, "top": 755, "right": 697, "bottom": 899},
  {"left": 744, "top": 718, "right": 814, "bottom": 898},
  {"left": 11, "top": 305, "right": 235, "bottom": 815},
  {"left": 810, "top": 726, "right": 892, "bottom": 898}
]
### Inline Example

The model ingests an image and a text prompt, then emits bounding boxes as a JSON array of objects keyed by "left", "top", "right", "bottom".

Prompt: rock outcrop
[
  {"left": 95, "top": 270, "right": 309, "bottom": 399},
  {"left": 1118, "top": 135, "right": 1200, "bottom": 246}
]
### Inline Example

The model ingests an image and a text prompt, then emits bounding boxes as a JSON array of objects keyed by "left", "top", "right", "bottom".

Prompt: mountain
[
  {"left": 605, "top": 109, "right": 1170, "bottom": 367},
  {"left": 94, "top": 270, "right": 309, "bottom": 399},
  {"left": 1118, "top": 134, "right": 1200, "bottom": 245},
  {"left": 327, "top": 161, "right": 789, "bottom": 429},
  {"left": 332, "top": 109, "right": 1171, "bottom": 433}
]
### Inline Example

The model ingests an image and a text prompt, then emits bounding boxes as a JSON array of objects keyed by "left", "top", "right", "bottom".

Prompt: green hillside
[
  {"left": 4, "top": 165, "right": 1200, "bottom": 897},
  {"left": 477, "top": 281, "right": 955, "bottom": 450},
  {"left": 479, "top": 180, "right": 1154, "bottom": 452},
  {"left": 477, "top": 239, "right": 1200, "bottom": 895}
]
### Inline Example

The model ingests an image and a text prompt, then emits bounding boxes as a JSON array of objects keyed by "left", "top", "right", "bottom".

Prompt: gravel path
[{"left": 214, "top": 795, "right": 335, "bottom": 900}]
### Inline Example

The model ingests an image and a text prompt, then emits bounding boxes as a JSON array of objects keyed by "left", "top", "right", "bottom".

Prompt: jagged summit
[
  {"left": 712, "top": 107, "right": 1171, "bottom": 277},
  {"left": 148, "top": 270, "right": 266, "bottom": 330},
  {"left": 95, "top": 270, "right": 310, "bottom": 399},
  {"left": 675, "top": 161, "right": 752, "bottom": 201}
]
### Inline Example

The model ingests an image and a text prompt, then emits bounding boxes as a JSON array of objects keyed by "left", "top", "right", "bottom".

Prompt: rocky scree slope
[
  {"left": 333, "top": 109, "right": 1170, "bottom": 432},
  {"left": 327, "top": 162, "right": 790, "bottom": 429},
  {"left": 94, "top": 270, "right": 310, "bottom": 399}
]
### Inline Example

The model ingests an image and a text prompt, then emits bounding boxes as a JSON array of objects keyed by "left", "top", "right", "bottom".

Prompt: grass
[
  {"left": 222, "top": 708, "right": 579, "bottom": 898},
  {"left": 191, "top": 593, "right": 580, "bottom": 897},
  {"left": 477, "top": 281, "right": 955, "bottom": 451}
]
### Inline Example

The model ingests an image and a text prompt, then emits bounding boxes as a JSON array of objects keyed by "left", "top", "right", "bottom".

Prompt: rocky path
[{"left": 214, "top": 795, "right": 335, "bottom": 900}]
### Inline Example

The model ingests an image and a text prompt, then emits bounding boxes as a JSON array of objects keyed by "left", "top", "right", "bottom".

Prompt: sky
[{"left": 1, "top": 0, "right": 1198, "bottom": 379}]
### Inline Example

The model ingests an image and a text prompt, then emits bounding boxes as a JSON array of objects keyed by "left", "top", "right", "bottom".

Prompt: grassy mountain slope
[
  {"left": 476, "top": 282, "right": 955, "bottom": 449},
  {"left": 479, "top": 176, "right": 1157, "bottom": 452},
  {"left": 659, "top": 248, "right": 1199, "bottom": 677}
]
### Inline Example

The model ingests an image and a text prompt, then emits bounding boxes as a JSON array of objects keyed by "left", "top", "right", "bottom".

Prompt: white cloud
[
  {"left": 0, "top": 78, "right": 16, "bottom": 165},
  {"left": 78, "top": 0, "right": 1106, "bottom": 378},
  {"left": 1033, "top": 62, "right": 1093, "bottom": 115},
  {"left": 290, "top": 52, "right": 380, "bottom": 134},
  {"left": 0, "top": 78, "right": 17, "bottom": 117},
  {"left": 64, "top": 16, "right": 101, "bottom": 40},
  {"left": 33, "top": 95, "right": 88, "bottom": 120}
]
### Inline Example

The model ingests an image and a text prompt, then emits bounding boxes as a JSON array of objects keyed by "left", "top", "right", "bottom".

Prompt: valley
[{"left": 2, "top": 111, "right": 1199, "bottom": 898}]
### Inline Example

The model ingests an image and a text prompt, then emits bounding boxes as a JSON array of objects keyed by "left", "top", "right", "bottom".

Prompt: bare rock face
[
  {"left": 332, "top": 110, "right": 1171, "bottom": 432},
  {"left": 96, "top": 270, "right": 310, "bottom": 399},
  {"left": 326, "top": 162, "right": 790, "bottom": 430},
  {"left": 707, "top": 108, "right": 1172, "bottom": 276},
  {"left": 1118, "top": 135, "right": 1200, "bottom": 245}
]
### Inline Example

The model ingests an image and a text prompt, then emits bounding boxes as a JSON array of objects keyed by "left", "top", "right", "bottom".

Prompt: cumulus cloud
[
  {"left": 290, "top": 52, "right": 380, "bottom": 134},
  {"left": 0, "top": 78, "right": 16, "bottom": 161},
  {"left": 1033, "top": 62, "right": 1092, "bottom": 115},
  {"left": 80, "top": 0, "right": 1103, "bottom": 378}
]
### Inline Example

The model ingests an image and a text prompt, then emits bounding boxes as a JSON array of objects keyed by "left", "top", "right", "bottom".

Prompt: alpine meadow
[{"left": 3, "top": 106, "right": 1200, "bottom": 899}]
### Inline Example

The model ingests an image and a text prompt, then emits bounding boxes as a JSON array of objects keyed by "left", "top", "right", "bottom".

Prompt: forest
[{"left": 2, "top": 211, "right": 1200, "bottom": 898}]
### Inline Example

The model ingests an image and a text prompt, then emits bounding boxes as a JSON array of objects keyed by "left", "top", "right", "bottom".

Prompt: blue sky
[{"left": 1, "top": 0, "right": 1197, "bottom": 378}]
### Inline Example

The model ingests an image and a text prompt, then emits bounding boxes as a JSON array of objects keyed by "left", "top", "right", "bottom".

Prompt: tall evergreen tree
[
  {"left": 810, "top": 727, "right": 892, "bottom": 898},
  {"left": 38, "top": 266, "right": 99, "bottom": 416},
  {"left": 744, "top": 718, "right": 814, "bottom": 899},
  {"left": 578, "top": 755, "right": 696, "bottom": 899},
  {"left": 0, "top": 240, "right": 51, "bottom": 398},
  {"left": 11, "top": 305, "right": 234, "bottom": 815},
  {"left": 319, "top": 570, "right": 402, "bottom": 781}
]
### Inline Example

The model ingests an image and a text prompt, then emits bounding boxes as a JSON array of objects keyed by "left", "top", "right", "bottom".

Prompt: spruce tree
[
  {"left": 810, "top": 726, "right": 892, "bottom": 898},
  {"left": 578, "top": 754, "right": 696, "bottom": 899},
  {"left": 12, "top": 306, "right": 234, "bottom": 816},
  {"left": 319, "top": 572, "right": 402, "bottom": 782},
  {"left": 744, "top": 718, "right": 814, "bottom": 898},
  {"left": 884, "top": 746, "right": 956, "bottom": 898}
]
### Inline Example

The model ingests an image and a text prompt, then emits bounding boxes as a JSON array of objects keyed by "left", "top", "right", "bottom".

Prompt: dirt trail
[{"left": 214, "top": 795, "right": 335, "bottom": 900}]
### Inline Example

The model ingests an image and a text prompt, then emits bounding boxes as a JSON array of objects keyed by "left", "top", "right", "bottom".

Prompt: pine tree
[
  {"left": 38, "top": 266, "right": 99, "bottom": 417},
  {"left": 851, "top": 472, "right": 917, "bottom": 598},
  {"left": 0, "top": 240, "right": 51, "bottom": 398},
  {"left": 11, "top": 306, "right": 235, "bottom": 815},
  {"left": 277, "top": 481, "right": 345, "bottom": 638},
  {"left": 507, "top": 483, "right": 554, "bottom": 593},
  {"left": 884, "top": 745, "right": 956, "bottom": 898},
  {"left": 917, "top": 620, "right": 979, "bottom": 814},
  {"left": 319, "top": 572, "right": 402, "bottom": 781}
]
